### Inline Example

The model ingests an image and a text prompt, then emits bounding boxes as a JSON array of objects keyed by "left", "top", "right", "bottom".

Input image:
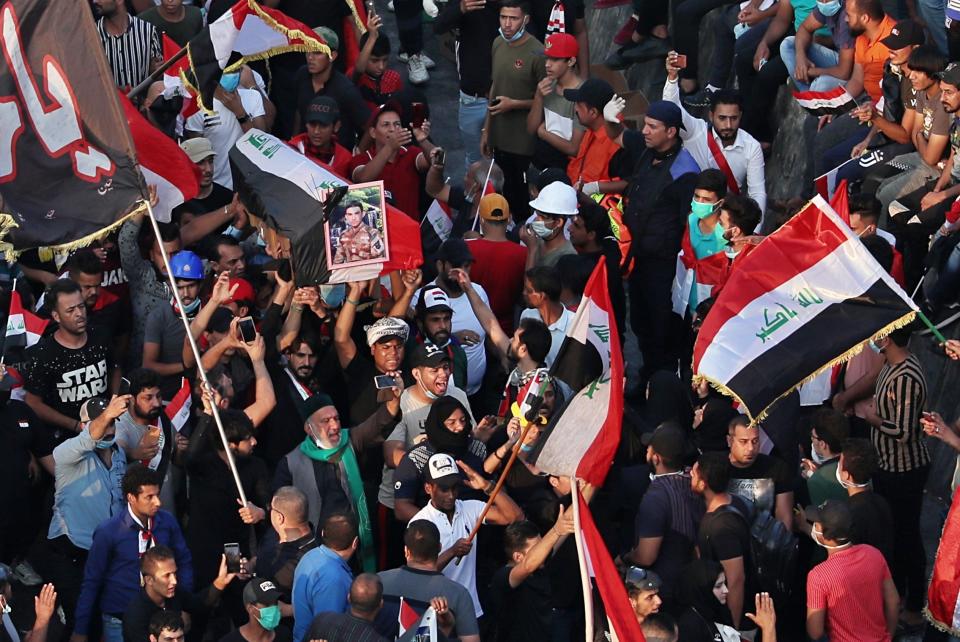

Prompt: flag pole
[
  {"left": 915, "top": 309, "right": 949, "bottom": 343},
  {"left": 571, "top": 480, "right": 594, "bottom": 642},
  {"left": 470, "top": 159, "right": 496, "bottom": 233},
  {"left": 127, "top": 44, "right": 190, "bottom": 100},
  {"left": 142, "top": 199, "right": 249, "bottom": 506}
]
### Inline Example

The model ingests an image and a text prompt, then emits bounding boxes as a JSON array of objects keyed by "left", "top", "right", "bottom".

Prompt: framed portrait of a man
[{"left": 325, "top": 181, "right": 390, "bottom": 269}]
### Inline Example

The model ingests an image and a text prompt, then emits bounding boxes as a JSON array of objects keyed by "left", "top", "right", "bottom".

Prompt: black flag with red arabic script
[{"left": 0, "top": 0, "right": 145, "bottom": 254}]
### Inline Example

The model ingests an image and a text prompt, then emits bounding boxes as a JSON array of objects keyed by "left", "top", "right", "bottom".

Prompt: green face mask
[
  {"left": 690, "top": 200, "right": 718, "bottom": 220},
  {"left": 257, "top": 605, "right": 281, "bottom": 630}
]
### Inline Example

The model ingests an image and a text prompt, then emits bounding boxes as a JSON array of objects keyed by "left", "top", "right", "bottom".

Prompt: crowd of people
[{"left": 5, "top": 0, "right": 960, "bottom": 640}]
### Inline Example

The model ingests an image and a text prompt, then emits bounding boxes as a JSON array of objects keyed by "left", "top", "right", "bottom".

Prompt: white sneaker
[
  {"left": 408, "top": 54, "right": 429, "bottom": 84},
  {"left": 399, "top": 52, "right": 435, "bottom": 68},
  {"left": 13, "top": 561, "right": 42, "bottom": 586},
  {"left": 399, "top": 52, "right": 408, "bottom": 62}
]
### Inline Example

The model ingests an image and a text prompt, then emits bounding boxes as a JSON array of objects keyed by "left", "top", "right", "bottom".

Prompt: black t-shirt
[
  {"left": 294, "top": 67, "right": 370, "bottom": 147},
  {"left": 173, "top": 183, "right": 234, "bottom": 223},
  {"left": 848, "top": 490, "right": 895, "bottom": 570},
  {"left": 218, "top": 626, "right": 292, "bottom": 642},
  {"left": 24, "top": 334, "right": 113, "bottom": 432},
  {"left": 726, "top": 454, "right": 792, "bottom": 516},
  {"left": 0, "top": 400, "right": 43, "bottom": 513},
  {"left": 488, "top": 565, "right": 553, "bottom": 642},
  {"left": 697, "top": 494, "right": 753, "bottom": 567}
]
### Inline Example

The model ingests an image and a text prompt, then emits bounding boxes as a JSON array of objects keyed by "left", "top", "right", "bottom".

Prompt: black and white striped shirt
[
  {"left": 97, "top": 15, "right": 162, "bottom": 89},
  {"left": 872, "top": 353, "right": 930, "bottom": 473}
]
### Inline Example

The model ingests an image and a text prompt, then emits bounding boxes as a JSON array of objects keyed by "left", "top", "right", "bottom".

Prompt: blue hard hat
[{"left": 170, "top": 251, "right": 204, "bottom": 280}]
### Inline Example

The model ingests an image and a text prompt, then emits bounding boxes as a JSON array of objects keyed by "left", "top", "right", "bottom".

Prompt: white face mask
[
  {"left": 811, "top": 526, "right": 851, "bottom": 550},
  {"left": 835, "top": 464, "right": 869, "bottom": 489},
  {"left": 810, "top": 444, "right": 827, "bottom": 465}
]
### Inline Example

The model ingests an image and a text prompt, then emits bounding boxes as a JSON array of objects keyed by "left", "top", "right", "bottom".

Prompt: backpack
[{"left": 718, "top": 499, "right": 799, "bottom": 597}]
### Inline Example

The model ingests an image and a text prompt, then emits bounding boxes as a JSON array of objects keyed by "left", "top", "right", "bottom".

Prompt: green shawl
[{"left": 300, "top": 431, "right": 375, "bottom": 572}]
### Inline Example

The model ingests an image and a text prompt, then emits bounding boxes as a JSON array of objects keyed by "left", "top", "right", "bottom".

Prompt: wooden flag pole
[
  {"left": 571, "top": 480, "right": 594, "bottom": 642},
  {"left": 142, "top": 199, "right": 248, "bottom": 506},
  {"left": 126, "top": 44, "right": 189, "bottom": 101}
]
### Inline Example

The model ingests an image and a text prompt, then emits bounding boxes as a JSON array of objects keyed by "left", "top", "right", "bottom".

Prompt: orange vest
[{"left": 567, "top": 126, "right": 620, "bottom": 185}]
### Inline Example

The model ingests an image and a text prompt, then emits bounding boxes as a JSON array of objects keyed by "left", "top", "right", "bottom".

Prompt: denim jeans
[
  {"left": 102, "top": 614, "right": 124, "bottom": 642},
  {"left": 708, "top": 5, "right": 771, "bottom": 89},
  {"left": 780, "top": 37, "right": 844, "bottom": 92},
  {"left": 918, "top": 0, "right": 949, "bottom": 54},
  {"left": 459, "top": 91, "right": 488, "bottom": 170}
]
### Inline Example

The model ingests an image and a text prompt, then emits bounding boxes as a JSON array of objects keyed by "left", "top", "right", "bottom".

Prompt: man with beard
[
  {"left": 664, "top": 54, "right": 765, "bottom": 215},
  {"left": 411, "top": 240, "right": 489, "bottom": 399},
  {"left": 274, "top": 392, "right": 401, "bottom": 574},
  {"left": 66, "top": 249, "right": 130, "bottom": 356}
]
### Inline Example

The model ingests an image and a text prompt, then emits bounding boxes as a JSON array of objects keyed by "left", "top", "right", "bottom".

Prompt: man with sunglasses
[{"left": 625, "top": 567, "right": 663, "bottom": 626}]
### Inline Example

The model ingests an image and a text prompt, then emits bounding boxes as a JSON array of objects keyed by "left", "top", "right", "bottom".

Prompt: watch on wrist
[{"left": 237, "top": 113, "right": 251, "bottom": 124}]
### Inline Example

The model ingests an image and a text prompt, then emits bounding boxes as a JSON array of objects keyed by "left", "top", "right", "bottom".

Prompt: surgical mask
[
  {"left": 712, "top": 223, "right": 728, "bottom": 245},
  {"left": 868, "top": 339, "right": 883, "bottom": 354},
  {"left": 320, "top": 283, "right": 346, "bottom": 308},
  {"left": 530, "top": 220, "right": 555, "bottom": 239},
  {"left": 817, "top": 0, "right": 841, "bottom": 15},
  {"left": 219, "top": 72, "right": 241, "bottom": 92},
  {"left": 419, "top": 380, "right": 441, "bottom": 400},
  {"left": 257, "top": 605, "right": 281, "bottom": 630},
  {"left": 811, "top": 526, "right": 850, "bottom": 549},
  {"left": 500, "top": 25, "right": 526, "bottom": 42},
  {"left": 691, "top": 200, "right": 718, "bottom": 220},
  {"left": 810, "top": 446, "right": 827, "bottom": 465},
  {"left": 95, "top": 436, "right": 115, "bottom": 450},
  {"left": 1, "top": 597, "right": 10, "bottom": 615},
  {"left": 182, "top": 297, "right": 201, "bottom": 315},
  {"left": 835, "top": 464, "right": 869, "bottom": 489}
]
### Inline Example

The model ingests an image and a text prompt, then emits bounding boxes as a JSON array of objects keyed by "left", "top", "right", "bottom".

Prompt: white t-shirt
[
  {"left": 184, "top": 88, "right": 265, "bottom": 189},
  {"left": 413, "top": 283, "right": 489, "bottom": 396},
  {"left": 411, "top": 498, "right": 486, "bottom": 617},
  {"left": 520, "top": 306, "right": 574, "bottom": 367}
]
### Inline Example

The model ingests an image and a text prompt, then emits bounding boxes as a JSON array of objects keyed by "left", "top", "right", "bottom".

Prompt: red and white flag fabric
[
  {"left": 815, "top": 158, "right": 858, "bottom": 201},
  {"left": 160, "top": 34, "right": 199, "bottom": 120},
  {"left": 181, "top": 0, "right": 328, "bottom": 112},
  {"left": 927, "top": 487, "right": 960, "bottom": 635},
  {"left": 528, "top": 260, "right": 623, "bottom": 487},
  {"left": 693, "top": 195, "right": 917, "bottom": 422},
  {"left": 397, "top": 597, "right": 419, "bottom": 637},
  {"left": 5, "top": 289, "right": 48, "bottom": 353},
  {"left": 793, "top": 85, "right": 858, "bottom": 116},
  {"left": 164, "top": 377, "right": 192, "bottom": 433},
  {"left": 119, "top": 93, "right": 199, "bottom": 223},
  {"left": 671, "top": 226, "right": 730, "bottom": 317},
  {"left": 422, "top": 198, "right": 453, "bottom": 257}
]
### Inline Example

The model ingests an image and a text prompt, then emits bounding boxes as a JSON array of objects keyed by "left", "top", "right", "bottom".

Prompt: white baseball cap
[
  {"left": 426, "top": 453, "right": 462, "bottom": 487},
  {"left": 529, "top": 181, "right": 579, "bottom": 217}
]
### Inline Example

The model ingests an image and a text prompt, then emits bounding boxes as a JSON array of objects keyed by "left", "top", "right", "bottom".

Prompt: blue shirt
[
  {"left": 48, "top": 427, "right": 126, "bottom": 550},
  {"left": 74, "top": 507, "right": 194, "bottom": 634},
  {"left": 292, "top": 545, "right": 352, "bottom": 641}
]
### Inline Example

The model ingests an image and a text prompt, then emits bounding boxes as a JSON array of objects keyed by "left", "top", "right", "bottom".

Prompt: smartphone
[
  {"left": 119, "top": 377, "right": 131, "bottom": 396},
  {"left": 374, "top": 374, "right": 397, "bottom": 389},
  {"left": 674, "top": 54, "right": 687, "bottom": 69},
  {"left": 489, "top": 97, "right": 501, "bottom": 108},
  {"left": 365, "top": 0, "right": 376, "bottom": 16},
  {"left": 435, "top": 148, "right": 445, "bottom": 165},
  {"left": 410, "top": 102, "right": 427, "bottom": 128},
  {"left": 224, "top": 543, "right": 241, "bottom": 573},
  {"left": 237, "top": 317, "right": 257, "bottom": 343}
]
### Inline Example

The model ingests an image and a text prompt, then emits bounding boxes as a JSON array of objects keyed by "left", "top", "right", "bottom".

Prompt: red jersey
[
  {"left": 288, "top": 134, "right": 353, "bottom": 179},
  {"left": 356, "top": 69, "right": 403, "bottom": 112},
  {"left": 349, "top": 145, "right": 424, "bottom": 220},
  {"left": 465, "top": 238, "right": 527, "bottom": 335}
]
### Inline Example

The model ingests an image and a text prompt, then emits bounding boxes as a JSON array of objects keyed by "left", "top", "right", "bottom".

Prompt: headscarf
[
  {"left": 425, "top": 396, "right": 472, "bottom": 458},
  {"left": 643, "top": 370, "right": 693, "bottom": 431},
  {"left": 677, "top": 559, "right": 732, "bottom": 627},
  {"left": 695, "top": 398, "right": 739, "bottom": 453}
]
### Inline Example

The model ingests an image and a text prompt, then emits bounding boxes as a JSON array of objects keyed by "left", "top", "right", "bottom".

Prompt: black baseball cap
[
  {"left": 305, "top": 96, "right": 340, "bottom": 125},
  {"left": 941, "top": 61, "right": 960, "bottom": 87},
  {"left": 563, "top": 78, "right": 615, "bottom": 111},
  {"left": 242, "top": 579, "right": 281, "bottom": 606},
  {"left": 640, "top": 423, "right": 689, "bottom": 464},
  {"left": 881, "top": 19, "right": 925, "bottom": 50},
  {"left": 805, "top": 499, "right": 853, "bottom": 543},
  {"left": 410, "top": 342, "right": 450, "bottom": 368},
  {"left": 645, "top": 100, "right": 685, "bottom": 130},
  {"left": 436, "top": 238, "right": 474, "bottom": 267}
]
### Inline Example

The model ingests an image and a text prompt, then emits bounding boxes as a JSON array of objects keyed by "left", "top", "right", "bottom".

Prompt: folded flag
[
  {"left": 671, "top": 226, "right": 730, "bottom": 317},
  {"left": 528, "top": 260, "right": 623, "bottom": 487},
  {"left": 793, "top": 85, "right": 858, "bottom": 116},
  {"left": 229, "top": 129, "right": 422, "bottom": 285},
  {"left": 693, "top": 195, "right": 917, "bottom": 422},
  {"left": 119, "top": 93, "right": 199, "bottom": 223},
  {"left": 180, "top": 0, "right": 328, "bottom": 112},
  {"left": 422, "top": 199, "right": 453, "bottom": 258},
  {"left": 164, "top": 377, "right": 192, "bottom": 433},
  {"left": 926, "top": 486, "right": 960, "bottom": 636}
]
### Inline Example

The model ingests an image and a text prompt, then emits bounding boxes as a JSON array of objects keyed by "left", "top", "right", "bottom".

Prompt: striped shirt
[
  {"left": 806, "top": 544, "right": 892, "bottom": 642},
  {"left": 872, "top": 353, "right": 929, "bottom": 473},
  {"left": 97, "top": 15, "right": 162, "bottom": 89}
]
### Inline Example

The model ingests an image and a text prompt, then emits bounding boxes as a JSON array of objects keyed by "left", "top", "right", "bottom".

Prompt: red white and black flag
[
  {"left": 693, "top": 195, "right": 917, "bottom": 422},
  {"left": 926, "top": 486, "right": 960, "bottom": 635},
  {"left": 793, "top": 86, "right": 858, "bottom": 116},
  {"left": 528, "top": 259, "right": 624, "bottom": 487},
  {"left": 671, "top": 226, "right": 730, "bottom": 317},
  {"left": 0, "top": 0, "right": 145, "bottom": 254},
  {"left": 179, "top": 0, "right": 328, "bottom": 112}
]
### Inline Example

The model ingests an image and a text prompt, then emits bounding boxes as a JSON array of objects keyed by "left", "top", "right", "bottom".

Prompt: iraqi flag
[
  {"left": 793, "top": 85, "right": 858, "bottom": 116},
  {"left": 421, "top": 199, "right": 452, "bottom": 258},
  {"left": 527, "top": 260, "right": 623, "bottom": 487},
  {"left": 160, "top": 34, "right": 200, "bottom": 121},
  {"left": 229, "top": 129, "right": 422, "bottom": 286},
  {"left": 181, "top": 0, "right": 328, "bottom": 112},
  {"left": 5, "top": 289, "right": 48, "bottom": 354},
  {"left": 119, "top": 94, "right": 199, "bottom": 223},
  {"left": 814, "top": 158, "right": 858, "bottom": 201},
  {"left": 693, "top": 195, "right": 917, "bottom": 422},
  {"left": 164, "top": 377, "right": 192, "bottom": 433},
  {"left": 671, "top": 226, "right": 730, "bottom": 317},
  {"left": 926, "top": 486, "right": 960, "bottom": 636}
]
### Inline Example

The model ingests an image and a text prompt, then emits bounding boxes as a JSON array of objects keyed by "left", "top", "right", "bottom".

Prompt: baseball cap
[
  {"left": 313, "top": 26, "right": 339, "bottom": 51},
  {"left": 563, "top": 78, "right": 615, "bottom": 112},
  {"left": 417, "top": 286, "right": 453, "bottom": 314},
  {"left": 410, "top": 342, "right": 450, "bottom": 368},
  {"left": 881, "top": 19, "right": 925, "bottom": 49},
  {"left": 640, "top": 423, "right": 689, "bottom": 464},
  {"left": 80, "top": 397, "right": 109, "bottom": 423},
  {"left": 304, "top": 96, "right": 340, "bottom": 125},
  {"left": 625, "top": 566, "right": 662, "bottom": 592},
  {"left": 544, "top": 32, "right": 579, "bottom": 59},
  {"left": 529, "top": 181, "right": 579, "bottom": 216},
  {"left": 180, "top": 137, "right": 215, "bottom": 163},
  {"left": 645, "top": 100, "right": 685, "bottom": 131},
  {"left": 242, "top": 579, "right": 281, "bottom": 606},
  {"left": 365, "top": 316, "right": 410, "bottom": 346},
  {"left": 805, "top": 499, "right": 853, "bottom": 543},
  {"left": 941, "top": 61, "right": 960, "bottom": 86},
  {"left": 437, "top": 238, "right": 474, "bottom": 267},
  {"left": 426, "top": 453, "right": 462, "bottom": 487},
  {"left": 225, "top": 278, "right": 255, "bottom": 305},
  {"left": 478, "top": 193, "right": 510, "bottom": 221}
]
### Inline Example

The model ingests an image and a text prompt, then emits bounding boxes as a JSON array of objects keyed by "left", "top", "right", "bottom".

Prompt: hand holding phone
[
  {"left": 674, "top": 54, "right": 687, "bottom": 69},
  {"left": 411, "top": 102, "right": 427, "bottom": 129},
  {"left": 224, "top": 543, "right": 241, "bottom": 573},
  {"left": 237, "top": 317, "right": 257, "bottom": 343},
  {"left": 374, "top": 374, "right": 399, "bottom": 389},
  {"left": 119, "top": 377, "right": 131, "bottom": 396}
]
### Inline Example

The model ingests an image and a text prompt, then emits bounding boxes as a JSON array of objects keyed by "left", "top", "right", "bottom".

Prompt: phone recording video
[{"left": 237, "top": 317, "right": 257, "bottom": 343}]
